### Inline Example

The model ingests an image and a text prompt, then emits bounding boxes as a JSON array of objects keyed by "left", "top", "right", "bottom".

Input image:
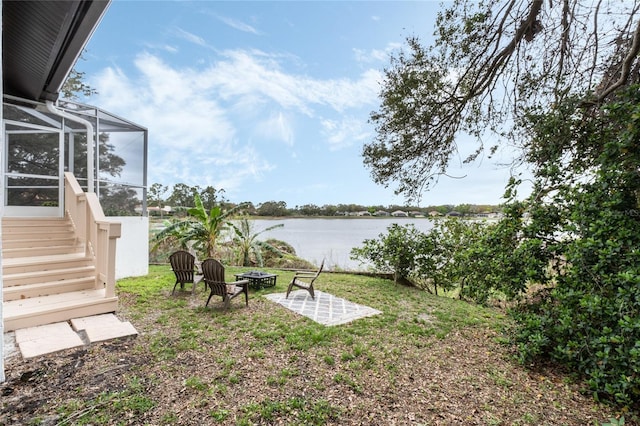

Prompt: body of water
[{"left": 251, "top": 217, "right": 436, "bottom": 271}]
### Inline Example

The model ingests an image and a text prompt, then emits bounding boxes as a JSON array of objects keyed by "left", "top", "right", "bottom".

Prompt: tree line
[{"left": 147, "top": 182, "right": 499, "bottom": 218}]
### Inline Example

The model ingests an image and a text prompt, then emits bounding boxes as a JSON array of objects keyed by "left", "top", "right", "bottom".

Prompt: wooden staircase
[{"left": 2, "top": 217, "right": 118, "bottom": 332}]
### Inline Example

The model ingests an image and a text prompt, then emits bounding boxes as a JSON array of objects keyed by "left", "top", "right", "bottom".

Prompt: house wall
[
  {"left": 1, "top": 0, "right": 5, "bottom": 383},
  {"left": 114, "top": 216, "right": 149, "bottom": 279}
]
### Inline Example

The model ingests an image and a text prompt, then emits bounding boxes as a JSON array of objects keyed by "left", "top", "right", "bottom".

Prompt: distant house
[
  {"left": 409, "top": 211, "right": 425, "bottom": 217},
  {"left": 373, "top": 210, "right": 390, "bottom": 217},
  {"left": 447, "top": 211, "right": 462, "bottom": 217},
  {"left": 145, "top": 205, "right": 173, "bottom": 216},
  {"left": 428, "top": 211, "right": 443, "bottom": 217},
  {"left": 391, "top": 210, "right": 408, "bottom": 217},
  {"left": 356, "top": 211, "right": 372, "bottom": 216}
]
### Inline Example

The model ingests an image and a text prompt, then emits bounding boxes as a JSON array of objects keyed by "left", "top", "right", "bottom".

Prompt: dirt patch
[{"left": 0, "top": 293, "right": 633, "bottom": 425}]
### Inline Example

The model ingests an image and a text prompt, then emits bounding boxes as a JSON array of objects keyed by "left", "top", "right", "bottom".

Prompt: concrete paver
[
  {"left": 71, "top": 314, "right": 138, "bottom": 343},
  {"left": 70, "top": 313, "right": 124, "bottom": 330},
  {"left": 15, "top": 322, "right": 85, "bottom": 359},
  {"left": 7, "top": 314, "right": 138, "bottom": 359}
]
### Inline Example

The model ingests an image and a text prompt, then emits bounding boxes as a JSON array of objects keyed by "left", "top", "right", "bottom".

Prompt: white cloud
[
  {"left": 92, "top": 54, "right": 267, "bottom": 190},
  {"left": 255, "top": 111, "right": 295, "bottom": 146},
  {"left": 201, "top": 50, "right": 382, "bottom": 114},
  {"left": 306, "top": 69, "right": 382, "bottom": 112},
  {"left": 203, "top": 50, "right": 313, "bottom": 114},
  {"left": 142, "top": 42, "right": 179, "bottom": 53},
  {"left": 172, "top": 27, "right": 208, "bottom": 47},
  {"left": 91, "top": 49, "right": 382, "bottom": 193},
  {"left": 321, "top": 117, "right": 371, "bottom": 151},
  {"left": 353, "top": 42, "right": 402, "bottom": 64},
  {"left": 217, "top": 16, "right": 261, "bottom": 35},
  {"left": 95, "top": 53, "right": 234, "bottom": 151}
]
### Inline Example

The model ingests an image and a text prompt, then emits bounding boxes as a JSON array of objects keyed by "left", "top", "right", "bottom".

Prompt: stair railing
[{"left": 64, "top": 172, "right": 121, "bottom": 297}]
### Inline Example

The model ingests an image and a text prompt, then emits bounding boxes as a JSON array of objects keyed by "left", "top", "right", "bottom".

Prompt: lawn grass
[{"left": 2, "top": 265, "right": 628, "bottom": 425}]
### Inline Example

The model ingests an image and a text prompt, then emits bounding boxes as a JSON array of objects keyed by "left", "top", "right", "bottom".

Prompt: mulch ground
[{"left": 0, "top": 293, "right": 635, "bottom": 426}]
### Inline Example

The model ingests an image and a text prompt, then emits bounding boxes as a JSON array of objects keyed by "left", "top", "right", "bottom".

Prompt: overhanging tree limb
[
  {"left": 596, "top": 17, "right": 640, "bottom": 101},
  {"left": 365, "top": 0, "right": 640, "bottom": 200}
]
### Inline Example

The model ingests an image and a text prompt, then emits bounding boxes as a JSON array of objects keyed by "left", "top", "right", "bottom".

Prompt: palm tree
[
  {"left": 154, "top": 194, "right": 247, "bottom": 258},
  {"left": 230, "top": 217, "right": 284, "bottom": 267}
]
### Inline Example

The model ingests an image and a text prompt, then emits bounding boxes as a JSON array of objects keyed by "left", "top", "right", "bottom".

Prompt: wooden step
[
  {"left": 2, "top": 215, "right": 119, "bottom": 333},
  {"left": 2, "top": 222, "right": 74, "bottom": 232},
  {"left": 3, "top": 265, "right": 96, "bottom": 287},
  {"left": 2, "top": 230, "right": 76, "bottom": 240},
  {"left": 2, "top": 216, "right": 71, "bottom": 226},
  {"left": 1, "top": 218, "right": 76, "bottom": 254},
  {"left": 2, "top": 253, "right": 93, "bottom": 275},
  {"left": 2, "top": 218, "right": 74, "bottom": 237},
  {"left": 2, "top": 219, "right": 74, "bottom": 232},
  {"left": 3, "top": 276, "right": 96, "bottom": 301},
  {"left": 2, "top": 237, "right": 78, "bottom": 249},
  {"left": 3, "top": 244, "right": 84, "bottom": 258},
  {"left": 3, "top": 289, "right": 118, "bottom": 332}
]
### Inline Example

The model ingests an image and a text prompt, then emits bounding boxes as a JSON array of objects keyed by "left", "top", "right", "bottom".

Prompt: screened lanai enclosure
[{"left": 3, "top": 96, "right": 148, "bottom": 217}]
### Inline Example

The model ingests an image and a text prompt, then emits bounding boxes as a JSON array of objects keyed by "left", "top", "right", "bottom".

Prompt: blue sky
[{"left": 80, "top": 0, "right": 524, "bottom": 208}]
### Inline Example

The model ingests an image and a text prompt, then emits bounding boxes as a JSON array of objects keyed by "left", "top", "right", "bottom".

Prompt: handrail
[{"left": 64, "top": 172, "right": 121, "bottom": 298}]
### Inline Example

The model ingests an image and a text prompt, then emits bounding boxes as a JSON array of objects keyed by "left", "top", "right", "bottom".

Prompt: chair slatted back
[
  {"left": 169, "top": 250, "right": 195, "bottom": 285},
  {"left": 286, "top": 258, "right": 325, "bottom": 299},
  {"left": 202, "top": 258, "right": 226, "bottom": 297},
  {"left": 309, "top": 259, "right": 325, "bottom": 284}
]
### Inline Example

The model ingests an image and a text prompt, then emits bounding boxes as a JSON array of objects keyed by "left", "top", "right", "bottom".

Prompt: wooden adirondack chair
[
  {"left": 202, "top": 258, "right": 249, "bottom": 309},
  {"left": 286, "top": 259, "right": 325, "bottom": 299},
  {"left": 169, "top": 250, "right": 200, "bottom": 294}
]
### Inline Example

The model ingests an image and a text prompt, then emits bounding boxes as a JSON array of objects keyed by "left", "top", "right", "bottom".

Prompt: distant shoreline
[
  {"left": 247, "top": 215, "right": 432, "bottom": 220},
  {"left": 244, "top": 215, "right": 499, "bottom": 220}
]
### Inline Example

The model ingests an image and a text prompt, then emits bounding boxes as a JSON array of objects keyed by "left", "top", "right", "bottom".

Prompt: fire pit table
[{"left": 234, "top": 271, "right": 278, "bottom": 290}]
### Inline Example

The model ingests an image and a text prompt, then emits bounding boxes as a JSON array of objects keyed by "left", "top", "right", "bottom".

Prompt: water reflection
[{"left": 251, "top": 217, "right": 436, "bottom": 271}]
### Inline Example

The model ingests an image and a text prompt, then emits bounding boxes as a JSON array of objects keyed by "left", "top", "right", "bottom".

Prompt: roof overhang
[{"left": 2, "top": 0, "right": 110, "bottom": 102}]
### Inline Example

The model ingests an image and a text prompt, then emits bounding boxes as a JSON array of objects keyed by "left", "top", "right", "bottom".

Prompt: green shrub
[{"left": 506, "top": 88, "right": 640, "bottom": 408}]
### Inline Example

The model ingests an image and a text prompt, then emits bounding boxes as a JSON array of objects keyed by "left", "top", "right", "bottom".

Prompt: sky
[{"left": 79, "top": 0, "right": 527, "bottom": 208}]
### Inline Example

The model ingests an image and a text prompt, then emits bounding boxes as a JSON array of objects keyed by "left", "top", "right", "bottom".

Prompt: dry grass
[{"left": 1, "top": 265, "right": 632, "bottom": 425}]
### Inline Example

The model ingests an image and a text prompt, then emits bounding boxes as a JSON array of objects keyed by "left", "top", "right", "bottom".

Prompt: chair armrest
[
  {"left": 293, "top": 272, "right": 316, "bottom": 278},
  {"left": 231, "top": 279, "right": 249, "bottom": 287}
]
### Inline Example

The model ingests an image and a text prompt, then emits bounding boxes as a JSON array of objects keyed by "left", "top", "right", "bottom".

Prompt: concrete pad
[
  {"left": 7, "top": 315, "right": 139, "bottom": 359},
  {"left": 15, "top": 322, "right": 84, "bottom": 359},
  {"left": 83, "top": 321, "right": 138, "bottom": 343},
  {"left": 264, "top": 290, "right": 382, "bottom": 326},
  {"left": 70, "top": 313, "right": 124, "bottom": 331},
  {"left": 71, "top": 313, "right": 138, "bottom": 343}
]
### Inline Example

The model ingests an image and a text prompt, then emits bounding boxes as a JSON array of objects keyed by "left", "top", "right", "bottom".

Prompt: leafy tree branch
[{"left": 365, "top": 0, "right": 640, "bottom": 201}]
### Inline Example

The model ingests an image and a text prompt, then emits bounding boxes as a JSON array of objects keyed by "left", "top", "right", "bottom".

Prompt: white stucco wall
[
  {"left": 114, "top": 216, "right": 149, "bottom": 280},
  {"left": 1, "top": 0, "right": 5, "bottom": 383}
]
